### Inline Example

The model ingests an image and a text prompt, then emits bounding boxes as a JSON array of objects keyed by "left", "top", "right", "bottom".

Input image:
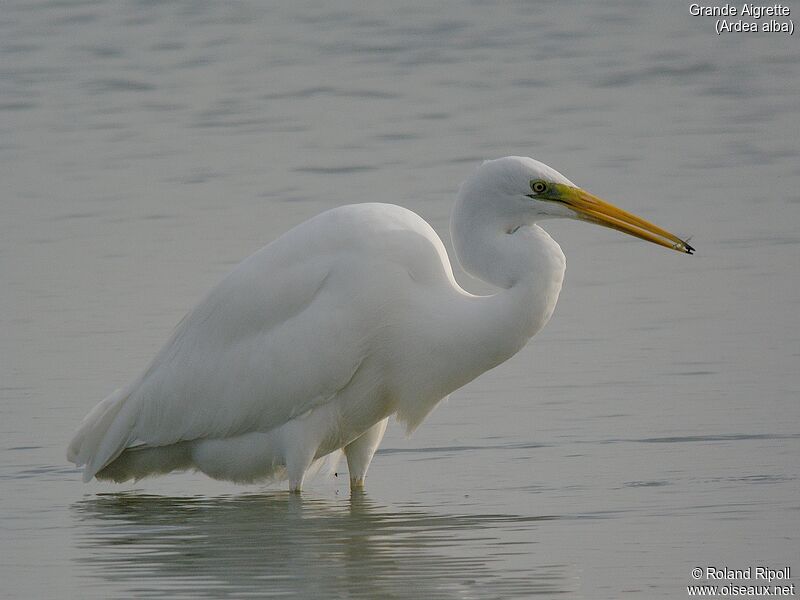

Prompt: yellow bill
[{"left": 552, "top": 183, "right": 694, "bottom": 254}]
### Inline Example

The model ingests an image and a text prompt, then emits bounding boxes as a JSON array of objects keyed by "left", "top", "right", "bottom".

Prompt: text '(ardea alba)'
[{"left": 68, "top": 157, "right": 693, "bottom": 492}]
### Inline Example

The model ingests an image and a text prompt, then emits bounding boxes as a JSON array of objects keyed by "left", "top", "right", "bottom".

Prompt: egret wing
[{"left": 76, "top": 221, "right": 376, "bottom": 480}]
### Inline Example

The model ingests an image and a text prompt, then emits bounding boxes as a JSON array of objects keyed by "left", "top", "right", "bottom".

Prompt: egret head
[{"left": 460, "top": 156, "right": 694, "bottom": 254}]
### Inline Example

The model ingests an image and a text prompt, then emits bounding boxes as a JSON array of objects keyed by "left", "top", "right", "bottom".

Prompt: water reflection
[{"left": 72, "top": 492, "right": 569, "bottom": 599}]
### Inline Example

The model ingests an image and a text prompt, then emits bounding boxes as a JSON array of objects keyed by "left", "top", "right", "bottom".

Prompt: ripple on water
[{"left": 70, "top": 493, "right": 574, "bottom": 599}]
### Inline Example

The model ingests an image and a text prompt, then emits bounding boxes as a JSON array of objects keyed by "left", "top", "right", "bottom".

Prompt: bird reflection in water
[{"left": 72, "top": 492, "right": 572, "bottom": 598}]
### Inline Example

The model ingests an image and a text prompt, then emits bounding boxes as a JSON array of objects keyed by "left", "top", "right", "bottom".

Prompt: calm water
[{"left": 2, "top": 1, "right": 798, "bottom": 598}]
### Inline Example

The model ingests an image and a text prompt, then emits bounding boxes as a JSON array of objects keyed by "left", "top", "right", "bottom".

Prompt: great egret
[{"left": 67, "top": 157, "right": 693, "bottom": 492}]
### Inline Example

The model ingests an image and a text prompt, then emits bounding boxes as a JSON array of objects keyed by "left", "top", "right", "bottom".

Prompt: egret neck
[{"left": 446, "top": 190, "right": 566, "bottom": 387}]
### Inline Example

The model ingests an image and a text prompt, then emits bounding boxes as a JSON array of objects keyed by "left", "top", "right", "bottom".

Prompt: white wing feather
[{"left": 71, "top": 203, "right": 440, "bottom": 481}]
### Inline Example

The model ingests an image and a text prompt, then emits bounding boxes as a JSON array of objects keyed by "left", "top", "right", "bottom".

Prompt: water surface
[{"left": 2, "top": 1, "right": 798, "bottom": 598}]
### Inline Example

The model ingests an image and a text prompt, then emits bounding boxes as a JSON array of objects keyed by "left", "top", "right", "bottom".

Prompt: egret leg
[
  {"left": 343, "top": 418, "right": 388, "bottom": 491},
  {"left": 284, "top": 436, "right": 317, "bottom": 494},
  {"left": 287, "top": 461, "right": 311, "bottom": 493}
]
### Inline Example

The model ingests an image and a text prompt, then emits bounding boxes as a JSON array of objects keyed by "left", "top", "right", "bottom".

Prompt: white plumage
[{"left": 68, "top": 157, "right": 692, "bottom": 492}]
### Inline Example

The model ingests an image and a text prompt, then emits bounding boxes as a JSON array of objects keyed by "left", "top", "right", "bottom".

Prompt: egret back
[{"left": 67, "top": 203, "right": 463, "bottom": 481}]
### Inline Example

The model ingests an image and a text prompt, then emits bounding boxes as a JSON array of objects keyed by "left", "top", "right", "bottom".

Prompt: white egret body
[{"left": 68, "top": 157, "right": 692, "bottom": 491}]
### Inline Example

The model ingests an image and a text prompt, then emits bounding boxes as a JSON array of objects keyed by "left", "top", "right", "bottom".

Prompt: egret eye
[{"left": 530, "top": 180, "right": 548, "bottom": 195}]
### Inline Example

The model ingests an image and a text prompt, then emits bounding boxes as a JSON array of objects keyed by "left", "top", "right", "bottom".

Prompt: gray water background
[{"left": 1, "top": 1, "right": 798, "bottom": 598}]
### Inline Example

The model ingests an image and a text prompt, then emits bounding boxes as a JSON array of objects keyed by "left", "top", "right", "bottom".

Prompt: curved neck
[
  {"left": 392, "top": 195, "right": 567, "bottom": 430},
  {"left": 449, "top": 192, "right": 567, "bottom": 361}
]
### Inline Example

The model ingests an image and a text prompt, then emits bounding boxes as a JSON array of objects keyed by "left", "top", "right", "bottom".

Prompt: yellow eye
[{"left": 530, "top": 180, "right": 547, "bottom": 194}]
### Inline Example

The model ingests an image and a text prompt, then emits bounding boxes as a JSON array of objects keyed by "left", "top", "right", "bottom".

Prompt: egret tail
[{"left": 66, "top": 387, "right": 133, "bottom": 482}]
